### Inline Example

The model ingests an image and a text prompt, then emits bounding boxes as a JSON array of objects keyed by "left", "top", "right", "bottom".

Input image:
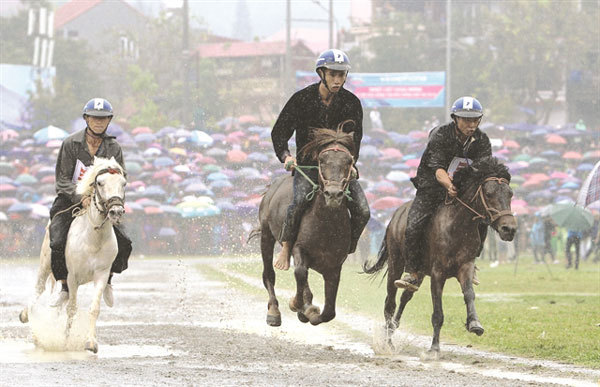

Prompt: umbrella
[
  {"left": 15, "top": 173, "right": 38, "bottom": 185},
  {"left": 207, "top": 172, "right": 229, "bottom": 181},
  {"left": 206, "top": 148, "right": 227, "bottom": 157},
  {"left": 7, "top": 202, "right": 32, "bottom": 212},
  {"left": 143, "top": 147, "right": 162, "bottom": 157},
  {"left": 169, "top": 147, "right": 187, "bottom": 157},
  {"left": 513, "top": 154, "right": 532, "bottom": 162},
  {"left": 380, "top": 148, "right": 403, "bottom": 160},
  {"left": 502, "top": 139, "right": 520, "bottom": 149},
  {"left": 0, "top": 129, "right": 19, "bottom": 141},
  {"left": 385, "top": 171, "right": 411, "bottom": 182},
  {"left": 33, "top": 125, "right": 68, "bottom": 144},
  {"left": 547, "top": 203, "right": 593, "bottom": 232},
  {"left": 248, "top": 152, "right": 269, "bottom": 162},
  {"left": 144, "top": 185, "right": 167, "bottom": 196},
  {"left": 158, "top": 227, "right": 177, "bottom": 237},
  {"left": 227, "top": 149, "right": 247, "bottom": 163},
  {"left": 545, "top": 134, "right": 567, "bottom": 144},
  {"left": 0, "top": 183, "right": 17, "bottom": 192},
  {"left": 562, "top": 151, "right": 582, "bottom": 160},
  {"left": 153, "top": 157, "right": 175, "bottom": 168},
  {"left": 134, "top": 133, "right": 157, "bottom": 143},
  {"left": 188, "top": 130, "right": 214, "bottom": 146},
  {"left": 371, "top": 196, "right": 404, "bottom": 210},
  {"left": 582, "top": 150, "right": 600, "bottom": 160},
  {"left": 125, "top": 161, "right": 142, "bottom": 174},
  {"left": 132, "top": 126, "right": 152, "bottom": 135},
  {"left": 360, "top": 145, "right": 382, "bottom": 158},
  {"left": 144, "top": 206, "right": 164, "bottom": 215}
]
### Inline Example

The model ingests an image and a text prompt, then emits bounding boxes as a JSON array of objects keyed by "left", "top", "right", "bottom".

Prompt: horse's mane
[
  {"left": 298, "top": 120, "right": 356, "bottom": 161},
  {"left": 76, "top": 157, "right": 124, "bottom": 196},
  {"left": 453, "top": 157, "right": 511, "bottom": 194}
]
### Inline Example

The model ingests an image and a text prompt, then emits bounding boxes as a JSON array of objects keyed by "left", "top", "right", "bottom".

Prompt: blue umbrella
[
  {"left": 209, "top": 180, "right": 233, "bottom": 189},
  {"left": 7, "top": 202, "right": 31, "bottom": 212},
  {"left": 207, "top": 172, "right": 229, "bottom": 181},
  {"left": 561, "top": 182, "right": 580, "bottom": 189},
  {"left": 577, "top": 163, "right": 594, "bottom": 171},
  {"left": 107, "top": 123, "right": 124, "bottom": 136},
  {"left": 134, "top": 133, "right": 157, "bottom": 143},
  {"left": 144, "top": 185, "right": 167, "bottom": 196},
  {"left": 188, "top": 130, "right": 214, "bottom": 146},
  {"left": 33, "top": 125, "right": 68, "bottom": 144},
  {"left": 153, "top": 157, "right": 175, "bottom": 168},
  {"left": 156, "top": 126, "right": 177, "bottom": 137},
  {"left": 360, "top": 145, "right": 381, "bottom": 158},
  {"left": 248, "top": 152, "right": 269, "bottom": 162}
]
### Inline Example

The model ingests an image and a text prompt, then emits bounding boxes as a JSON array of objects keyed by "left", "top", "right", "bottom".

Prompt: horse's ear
[
  {"left": 93, "top": 155, "right": 98, "bottom": 164},
  {"left": 109, "top": 156, "right": 116, "bottom": 163}
]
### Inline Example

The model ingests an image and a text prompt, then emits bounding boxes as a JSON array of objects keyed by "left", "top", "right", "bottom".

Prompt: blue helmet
[
  {"left": 451, "top": 96, "right": 483, "bottom": 118},
  {"left": 83, "top": 98, "right": 114, "bottom": 118},
  {"left": 315, "top": 49, "right": 351, "bottom": 73}
]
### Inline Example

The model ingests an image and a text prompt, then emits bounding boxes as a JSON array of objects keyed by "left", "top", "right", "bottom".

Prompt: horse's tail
[
  {"left": 247, "top": 226, "right": 261, "bottom": 243},
  {"left": 363, "top": 233, "right": 389, "bottom": 274}
]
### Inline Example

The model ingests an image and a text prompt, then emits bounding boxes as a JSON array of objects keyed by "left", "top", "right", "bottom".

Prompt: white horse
[{"left": 20, "top": 156, "right": 126, "bottom": 353}]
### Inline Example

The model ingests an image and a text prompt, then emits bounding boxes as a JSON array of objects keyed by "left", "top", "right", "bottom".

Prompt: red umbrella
[
  {"left": 238, "top": 115, "right": 258, "bottom": 124},
  {"left": 502, "top": 139, "right": 520, "bottom": 149},
  {"left": 153, "top": 169, "right": 174, "bottom": 179},
  {"left": 562, "top": 151, "right": 582, "bottom": 160},
  {"left": 0, "top": 129, "right": 19, "bottom": 141},
  {"left": 545, "top": 134, "right": 566, "bottom": 144},
  {"left": 379, "top": 148, "right": 403, "bottom": 160},
  {"left": 41, "top": 175, "right": 55, "bottom": 184},
  {"left": 132, "top": 126, "right": 152, "bottom": 135},
  {"left": 405, "top": 158, "right": 421, "bottom": 168},
  {"left": 372, "top": 196, "right": 404, "bottom": 210},
  {"left": 144, "top": 206, "right": 164, "bottom": 215},
  {"left": 549, "top": 171, "right": 570, "bottom": 179},
  {"left": 0, "top": 197, "right": 18, "bottom": 207},
  {"left": 227, "top": 149, "right": 248, "bottom": 163}
]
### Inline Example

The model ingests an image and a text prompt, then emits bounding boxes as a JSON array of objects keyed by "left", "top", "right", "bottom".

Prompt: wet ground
[{"left": 1, "top": 257, "right": 598, "bottom": 386}]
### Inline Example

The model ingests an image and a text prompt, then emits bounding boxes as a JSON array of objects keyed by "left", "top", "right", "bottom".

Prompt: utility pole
[
  {"left": 182, "top": 0, "right": 190, "bottom": 126},
  {"left": 285, "top": 0, "right": 292, "bottom": 97},
  {"left": 445, "top": 0, "right": 451, "bottom": 113},
  {"left": 329, "top": 0, "right": 333, "bottom": 48}
]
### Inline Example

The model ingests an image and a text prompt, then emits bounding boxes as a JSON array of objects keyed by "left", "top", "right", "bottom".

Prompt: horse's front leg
[
  {"left": 85, "top": 272, "right": 109, "bottom": 353},
  {"left": 290, "top": 247, "right": 318, "bottom": 323},
  {"left": 260, "top": 229, "right": 280, "bottom": 326},
  {"left": 458, "top": 263, "right": 484, "bottom": 336},
  {"left": 429, "top": 270, "right": 446, "bottom": 353},
  {"left": 65, "top": 275, "right": 78, "bottom": 339},
  {"left": 312, "top": 268, "right": 341, "bottom": 325}
]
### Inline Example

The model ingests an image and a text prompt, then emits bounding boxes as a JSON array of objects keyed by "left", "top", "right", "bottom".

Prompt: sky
[{"left": 158, "top": 0, "right": 353, "bottom": 41}]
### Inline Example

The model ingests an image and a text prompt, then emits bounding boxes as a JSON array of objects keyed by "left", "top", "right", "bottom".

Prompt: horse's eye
[{"left": 98, "top": 181, "right": 104, "bottom": 187}]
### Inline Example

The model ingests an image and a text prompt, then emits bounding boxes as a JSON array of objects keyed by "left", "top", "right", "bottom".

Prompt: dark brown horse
[
  {"left": 363, "top": 157, "right": 517, "bottom": 353},
  {"left": 253, "top": 122, "right": 356, "bottom": 326}
]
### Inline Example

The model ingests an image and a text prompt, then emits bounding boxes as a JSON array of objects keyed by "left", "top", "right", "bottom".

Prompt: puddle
[{"left": 0, "top": 340, "right": 177, "bottom": 363}]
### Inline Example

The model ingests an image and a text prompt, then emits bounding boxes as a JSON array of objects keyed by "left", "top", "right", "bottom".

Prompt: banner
[{"left": 296, "top": 71, "right": 445, "bottom": 108}]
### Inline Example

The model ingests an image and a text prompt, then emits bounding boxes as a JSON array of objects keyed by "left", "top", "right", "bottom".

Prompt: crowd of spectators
[{"left": 1, "top": 113, "right": 598, "bottom": 268}]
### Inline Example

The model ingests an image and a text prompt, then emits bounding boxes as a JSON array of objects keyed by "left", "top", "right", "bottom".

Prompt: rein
[
  {"left": 294, "top": 145, "right": 354, "bottom": 202},
  {"left": 446, "top": 176, "right": 512, "bottom": 225}
]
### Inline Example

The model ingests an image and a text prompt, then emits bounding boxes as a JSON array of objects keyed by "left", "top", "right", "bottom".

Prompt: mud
[{"left": 1, "top": 257, "right": 598, "bottom": 386}]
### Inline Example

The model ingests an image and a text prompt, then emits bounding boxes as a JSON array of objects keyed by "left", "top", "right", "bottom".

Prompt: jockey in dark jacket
[
  {"left": 396, "top": 96, "right": 492, "bottom": 292},
  {"left": 271, "top": 49, "right": 370, "bottom": 270},
  {"left": 49, "top": 98, "right": 132, "bottom": 307}
]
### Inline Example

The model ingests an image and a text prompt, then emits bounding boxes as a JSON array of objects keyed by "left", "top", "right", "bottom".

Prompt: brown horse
[
  {"left": 253, "top": 123, "right": 356, "bottom": 326},
  {"left": 363, "top": 157, "right": 517, "bottom": 353}
]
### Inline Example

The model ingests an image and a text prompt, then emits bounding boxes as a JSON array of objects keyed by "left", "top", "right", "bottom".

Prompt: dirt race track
[{"left": 1, "top": 257, "right": 598, "bottom": 386}]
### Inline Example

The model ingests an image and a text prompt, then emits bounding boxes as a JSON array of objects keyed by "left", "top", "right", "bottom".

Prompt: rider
[
  {"left": 49, "top": 98, "right": 132, "bottom": 307},
  {"left": 396, "top": 96, "right": 492, "bottom": 292},
  {"left": 271, "top": 49, "right": 371, "bottom": 270}
]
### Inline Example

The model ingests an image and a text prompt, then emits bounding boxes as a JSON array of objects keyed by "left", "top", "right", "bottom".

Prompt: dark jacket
[
  {"left": 271, "top": 82, "right": 363, "bottom": 166},
  {"left": 412, "top": 121, "right": 492, "bottom": 193},
  {"left": 55, "top": 129, "right": 125, "bottom": 204}
]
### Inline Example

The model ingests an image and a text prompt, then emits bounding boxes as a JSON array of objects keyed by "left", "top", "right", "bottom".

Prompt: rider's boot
[
  {"left": 395, "top": 272, "right": 420, "bottom": 292},
  {"left": 103, "top": 274, "right": 114, "bottom": 307},
  {"left": 274, "top": 241, "right": 292, "bottom": 271},
  {"left": 51, "top": 281, "right": 69, "bottom": 307}
]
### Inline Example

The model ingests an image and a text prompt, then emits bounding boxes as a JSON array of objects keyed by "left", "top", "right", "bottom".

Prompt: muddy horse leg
[
  {"left": 458, "top": 265, "right": 484, "bottom": 336},
  {"left": 310, "top": 268, "right": 341, "bottom": 325},
  {"left": 290, "top": 247, "right": 319, "bottom": 323},
  {"left": 429, "top": 271, "right": 446, "bottom": 353},
  {"left": 261, "top": 230, "right": 281, "bottom": 326}
]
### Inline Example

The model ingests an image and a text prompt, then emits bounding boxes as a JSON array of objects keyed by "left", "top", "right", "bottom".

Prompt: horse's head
[
  {"left": 78, "top": 156, "right": 127, "bottom": 224},
  {"left": 454, "top": 157, "right": 517, "bottom": 241},
  {"left": 299, "top": 120, "right": 356, "bottom": 208}
]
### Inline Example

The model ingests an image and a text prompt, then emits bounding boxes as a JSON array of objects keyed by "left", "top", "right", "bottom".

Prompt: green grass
[{"left": 205, "top": 255, "right": 600, "bottom": 368}]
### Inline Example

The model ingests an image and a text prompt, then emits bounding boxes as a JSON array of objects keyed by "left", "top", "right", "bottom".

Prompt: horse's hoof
[
  {"left": 424, "top": 348, "right": 440, "bottom": 360},
  {"left": 288, "top": 297, "right": 301, "bottom": 313},
  {"left": 85, "top": 340, "right": 98, "bottom": 354},
  {"left": 305, "top": 305, "right": 321, "bottom": 325},
  {"left": 266, "top": 313, "right": 281, "bottom": 327},
  {"left": 468, "top": 320, "right": 485, "bottom": 336},
  {"left": 19, "top": 309, "right": 29, "bottom": 324},
  {"left": 297, "top": 312, "right": 309, "bottom": 323}
]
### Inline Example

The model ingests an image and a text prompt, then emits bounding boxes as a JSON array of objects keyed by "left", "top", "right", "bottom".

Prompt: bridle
[
  {"left": 317, "top": 145, "right": 354, "bottom": 193},
  {"left": 449, "top": 176, "right": 512, "bottom": 225},
  {"left": 91, "top": 167, "right": 125, "bottom": 228}
]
